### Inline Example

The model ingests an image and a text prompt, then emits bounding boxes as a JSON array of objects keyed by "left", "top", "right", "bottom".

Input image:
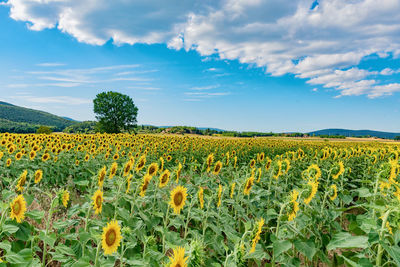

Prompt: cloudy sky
[{"left": 0, "top": 0, "right": 400, "bottom": 132}]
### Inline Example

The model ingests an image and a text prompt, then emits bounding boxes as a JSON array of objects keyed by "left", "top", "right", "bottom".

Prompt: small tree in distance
[{"left": 93, "top": 91, "right": 138, "bottom": 133}]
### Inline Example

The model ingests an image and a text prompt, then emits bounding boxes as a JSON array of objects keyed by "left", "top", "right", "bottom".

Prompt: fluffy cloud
[{"left": 4, "top": 0, "right": 400, "bottom": 97}]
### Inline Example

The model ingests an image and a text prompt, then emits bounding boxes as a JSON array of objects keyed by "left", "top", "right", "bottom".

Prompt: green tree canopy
[{"left": 93, "top": 91, "right": 138, "bottom": 133}]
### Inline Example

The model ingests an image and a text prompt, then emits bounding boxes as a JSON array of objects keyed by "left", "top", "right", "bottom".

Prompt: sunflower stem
[
  {"left": 184, "top": 198, "right": 194, "bottom": 239},
  {"left": 94, "top": 239, "right": 101, "bottom": 267}
]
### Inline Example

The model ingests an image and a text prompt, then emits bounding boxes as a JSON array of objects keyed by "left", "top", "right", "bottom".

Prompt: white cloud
[
  {"left": 10, "top": 95, "right": 91, "bottom": 105},
  {"left": 36, "top": 62, "right": 65, "bottom": 67},
  {"left": 190, "top": 84, "right": 219, "bottom": 90},
  {"left": 4, "top": 0, "right": 400, "bottom": 97}
]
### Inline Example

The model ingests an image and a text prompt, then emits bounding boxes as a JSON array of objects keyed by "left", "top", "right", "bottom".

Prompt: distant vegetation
[
  {"left": 63, "top": 121, "right": 100, "bottom": 134},
  {"left": 36, "top": 125, "right": 53, "bottom": 134},
  {"left": 0, "top": 101, "right": 74, "bottom": 132}
]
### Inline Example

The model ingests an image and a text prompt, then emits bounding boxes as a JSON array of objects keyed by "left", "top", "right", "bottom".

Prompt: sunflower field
[{"left": 0, "top": 132, "right": 400, "bottom": 266}]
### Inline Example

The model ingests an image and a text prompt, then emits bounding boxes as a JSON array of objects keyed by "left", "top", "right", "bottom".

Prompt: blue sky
[{"left": 0, "top": 0, "right": 400, "bottom": 133}]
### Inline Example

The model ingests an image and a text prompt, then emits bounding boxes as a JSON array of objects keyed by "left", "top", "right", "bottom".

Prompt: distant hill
[
  {"left": 309, "top": 129, "right": 400, "bottom": 139},
  {"left": 0, "top": 101, "right": 76, "bottom": 132}
]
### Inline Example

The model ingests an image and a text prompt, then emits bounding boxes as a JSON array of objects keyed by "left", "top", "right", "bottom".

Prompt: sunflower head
[
  {"left": 109, "top": 162, "right": 118, "bottom": 179},
  {"left": 10, "top": 194, "right": 27, "bottom": 223},
  {"left": 159, "top": 169, "right": 171, "bottom": 188},
  {"left": 101, "top": 220, "right": 122, "bottom": 255},
  {"left": 168, "top": 246, "right": 188, "bottom": 267},
  {"left": 136, "top": 155, "right": 147, "bottom": 172},
  {"left": 139, "top": 175, "right": 152, "bottom": 197},
  {"left": 98, "top": 166, "right": 107, "bottom": 187},
  {"left": 243, "top": 176, "right": 254, "bottom": 195},
  {"left": 213, "top": 161, "right": 222, "bottom": 175},
  {"left": 34, "top": 169, "right": 43, "bottom": 184},
  {"left": 16, "top": 170, "right": 28, "bottom": 192},
  {"left": 92, "top": 189, "right": 104, "bottom": 214},
  {"left": 61, "top": 190, "right": 70, "bottom": 208},
  {"left": 147, "top": 162, "right": 159, "bottom": 176},
  {"left": 169, "top": 185, "right": 188, "bottom": 214}
]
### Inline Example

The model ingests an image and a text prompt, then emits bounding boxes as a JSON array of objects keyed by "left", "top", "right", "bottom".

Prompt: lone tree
[{"left": 93, "top": 91, "right": 138, "bottom": 133}]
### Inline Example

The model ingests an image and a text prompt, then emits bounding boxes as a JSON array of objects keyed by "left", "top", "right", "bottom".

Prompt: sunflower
[
  {"left": 169, "top": 186, "right": 187, "bottom": 214},
  {"left": 243, "top": 176, "right": 254, "bottom": 195},
  {"left": 303, "top": 164, "right": 321, "bottom": 182},
  {"left": 159, "top": 169, "right": 170, "bottom": 188},
  {"left": 75, "top": 160, "right": 80, "bottom": 166},
  {"left": 175, "top": 162, "right": 182, "bottom": 183},
  {"left": 303, "top": 181, "right": 319, "bottom": 205},
  {"left": 135, "top": 155, "right": 146, "bottom": 172},
  {"left": 61, "top": 190, "right": 70, "bottom": 208},
  {"left": 92, "top": 189, "right": 104, "bottom": 214},
  {"left": 198, "top": 187, "right": 204, "bottom": 209},
  {"left": 329, "top": 184, "right": 338, "bottom": 201},
  {"left": 123, "top": 160, "right": 133, "bottom": 177},
  {"left": 206, "top": 153, "right": 214, "bottom": 172},
  {"left": 256, "top": 168, "right": 262, "bottom": 183},
  {"left": 250, "top": 218, "right": 264, "bottom": 253},
  {"left": 139, "top": 175, "right": 152, "bottom": 197},
  {"left": 15, "top": 152, "right": 22, "bottom": 161},
  {"left": 84, "top": 154, "right": 90, "bottom": 162},
  {"left": 265, "top": 158, "right": 272, "bottom": 171},
  {"left": 34, "top": 169, "right": 43, "bottom": 184},
  {"left": 288, "top": 190, "right": 300, "bottom": 221},
  {"left": 168, "top": 246, "right": 188, "bottom": 267},
  {"left": 126, "top": 174, "right": 132, "bottom": 193},
  {"left": 331, "top": 161, "right": 344, "bottom": 179},
  {"left": 10, "top": 194, "right": 27, "bottom": 223},
  {"left": 41, "top": 153, "right": 50, "bottom": 162},
  {"left": 234, "top": 156, "right": 237, "bottom": 169},
  {"left": 213, "top": 161, "right": 222, "bottom": 175},
  {"left": 159, "top": 157, "right": 165, "bottom": 172},
  {"left": 217, "top": 184, "right": 222, "bottom": 207},
  {"left": 16, "top": 170, "right": 28, "bottom": 192},
  {"left": 249, "top": 159, "right": 256, "bottom": 169},
  {"left": 230, "top": 182, "right": 236, "bottom": 198},
  {"left": 6, "top": 158, "right": 12, "bottom": 167},
  {"left": 109, "top": 162, "right": 118, "bottom": 179},
  {"left": 147, "top": 162, "right": 159, "bottom": 177},
  {"left": 98, "top": 166, "right": 107, "bottom": 187},
  {"left": 113, "top": 153, "right": 119, "bottom": 161},
  {"left": 166, "top": 155, "right": 172, "bottom": 162},
  {"left": 272, "top": 160, "right": 282, "bottom": 179},
  {"left": 101, "top": 220, "right": 122, "bottom": 255}
]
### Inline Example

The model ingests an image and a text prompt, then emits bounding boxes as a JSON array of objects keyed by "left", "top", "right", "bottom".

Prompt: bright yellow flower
[
  {"left": 101, "top": 220, "right": 122, "bottom": 255},
  {"left": 10, "top": 194, "right": 27, "bottom": 223}
]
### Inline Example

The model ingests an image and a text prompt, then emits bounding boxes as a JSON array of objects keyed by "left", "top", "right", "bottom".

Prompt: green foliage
[
  {"left": 36, "top": 126, "right": 53, "bottom": 134},
  {"left": 0, "top": 102, "right": 74, "bottom": 131},
  {"left": 395, "top": 136, "right": 400, "bottom": 140},
  {"left": 63, "top": 121, "right": 100, "bottom": 134},
  {"left": 93, "top": 91, "right": 138, "bottom": 133},
  {"left": 0, "top": 118, "right": 40, "bottom": 133}
]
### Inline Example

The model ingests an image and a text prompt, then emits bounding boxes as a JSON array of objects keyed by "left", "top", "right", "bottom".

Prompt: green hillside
[{"left": 0, "top": 102, "right": 75, "bottom": 132}]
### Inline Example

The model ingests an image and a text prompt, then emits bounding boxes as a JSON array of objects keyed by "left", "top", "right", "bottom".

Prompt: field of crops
[{"left": 0, "top": 133, "right": 399, "bottom": 266}]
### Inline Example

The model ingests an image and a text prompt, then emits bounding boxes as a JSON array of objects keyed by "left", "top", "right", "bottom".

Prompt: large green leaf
[{"left": 327, "top": 232, "right": 368, "bottom": 250}]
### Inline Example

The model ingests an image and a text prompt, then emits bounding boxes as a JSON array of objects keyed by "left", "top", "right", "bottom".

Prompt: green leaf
[
  {"left": 327, "top": 232, "right": 368, "bottom": 250},
  {"left": 381, "top": 243, "right": 400, "bottom": 266},
  {"left": 2, "top": 223, "right": 19, "bottom": 234},
  {"left": 273, "top": 240, "right": 292, "bottom": 257},
  {"left": 25, "top": 210, "right": 45, "bottom": 223},
  {"left": 294, "top": 240, "right": 316, "bottom": 260},
  {"left": 0, "top": 241, "right": 11, "bottom": 252},
  {"left": 5, "top": 251, "right": 26, "bottom": 264},
  {"left": 56, "top": 245, "right": 76, "bottom": 256}
]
